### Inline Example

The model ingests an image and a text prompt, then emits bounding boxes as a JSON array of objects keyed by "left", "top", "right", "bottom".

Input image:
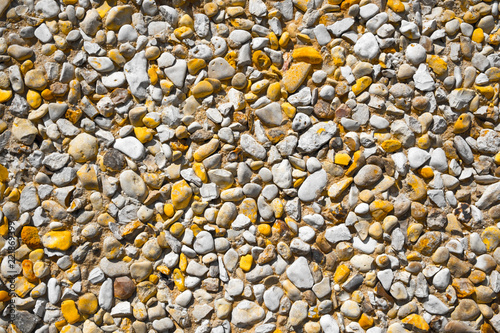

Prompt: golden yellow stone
[
  {"left": 173, "top": 268, "right": 186, "bottom": 291},
  {"left": 271, "top": 198, "right": 284, "bottom": 218},
  {"left": 134, "top": 127, "right": 155, "bottom": 143},
  {"left": 420, "top": 166, "right": 434, "bottom": 179},
  {"left": 170, "top": 222, "right": 185, "bottom": 238},
  {"left": 171, "top": 180, "right": 193, "bottom": 210},
  {"left": 0, "top": 89, "right": 12, "bottom": 103},
  {"left": 370, "top": 200, "right": 394, "bottom": 221},
  {"left": 77, "top": 293, "right": 98, "bottom": 316},
  {"left": 279, "top": 32, "right": 291, "bottom": 48},
  {"left": 26, "top": 90, "right": 42, "bottom": 109},
  {"left": 258, "top": 224, "right": 272, "bottom": 236},
  {"left": 6, "top": 188, "right": 19, "bottom": 202},
  {"left": 97, "top": 213, "right": 115, "bottom": 227},
  {"left": 472, "top": 28, "right": 485, "bottom": 43},
  {"left": 179, "top": 14, "right": 194, "bottom": 28},
  {"left": 160, "top": 79, "right": 174, "bottom": 95},
  {"left": 41, "top": 89, "right": 54, "bottom": 100},
  {"left": 240, "top": 254, "right": 253, "bottom": 272},
  {"left": 59, "top": 21, "right": 73, "bottom": 34},
  {"left": 402, "top": 314, "right": 429, "bottom": 332},
  {"left": 188, "top": 59, "right": 206, "bottom": 75},
  {"left": 163, "top": 204, "right": 174, "bottom": 218},
  {"left": 142, "top": 115, "right": 161, "bottom": 128},
  {"left": 294, "top": 0, "right": 312, "bottom": 11},
  {"left": 0, "top": 290, "right": 10, "bottom": 302},
  {"left": 334, "top": 264, "right": 350, "bottom": 283},
  {"left": 475, "top": 85, "right": 494, "bottom": 99},
  {"left": 416, "top": 134, "right": 431, "bottom": 149},
  {"left": 54, "top": 320, "right": 67, "bottom": 332},
  {"left": 427, "top": 55, "right": 448, "bottom": 76},
  {"left": 269, "top": 32, "right": 279, "bottom": 50},
  {"left": 381, "top": 139, "right": 402, "bottom": 152},
  {"left": 252, "top": 50, "right": 272, "bottom": 70},
  {"left": 29, "top": 249, "right": 44, "bottom": 262},
  {"left": 267, "top": 82, "right": 282, "bottom": 101},
  {"left": 292, "top": 46, "right": 323, "bottom": 64},
  {"left": 335, "top": 153, "right": 351, "bottom": 166},
  {"left": 283, "top": 62, "right": 312, "bottom": 93},
  {"left": 21, "top": 226, "right": 42, "bottom": 249},
  {"left": 281, "top": 102, "right": 296, "bottom": 119},
  {"left": 359, "top": 313, "right": 374, "bottom": 330},
  {"left": 297, "top": 33, "right": 312, "bottom": 44},
  {"left": 352, "top": 76, "right": 372, "bottom": 95},
  {"left": 176, "top": 253, "right": 187, "bottom": 272},
  {"left": 41, "top": 231, "right": 72, "bottom": 251},
  {"left": 20, "top": 60, "right": 34, "bottom": 74},
  {"left": 149, "top": 274, "right": 159, "bottom": 284},
  {"left": 61, "top": 300, "right": 81, "bottom": 324},
  {"left": 494, "top": 152, "right": 500, "bottom": 165},
  {"left": 192, "top": 163, "right": 208, "bottom": 183},
  {"left": 482, "top": 226, "right": 500, "bottom": 252},
  {"left": 148, "top": 66, "right": 158, "bottom": 85},
  {"left": 174, "top": 26, "right": 194, "bottom": 39},
  {"left": 14, "top": 276, "right": 35, "bottom": 297},
  {"left": 194, "top": 138, "right": 219, "bottom": 162},
  {"left": 407, "top": 223, "right": 424, "bottom": 243},
  {"left": 192, "top": 81, "right": 214, "bottom": 99},
  {"left": 96, "top": 0, "right": 111, "bottom": 17},
  {"left": 453, "top": 113, "right": 471, "bottom": 133},
  {"left": 387, "top": 0, "right": 405, "bottom": 12}
]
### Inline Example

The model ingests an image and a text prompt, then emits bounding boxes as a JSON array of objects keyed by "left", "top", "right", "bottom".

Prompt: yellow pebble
[
  {"left": 192, "top": 163, "right": 208, "bottom": 183},
  {"left": 381, "top": 139, "right": 402, "bottom": 153},
  {"left": 453, "top": 113, "right": 471, "bottom": 133},
  {"left": 269, "top": 32, "right": 279, "bottom": 50},
  {"left": 77, "top": 293, "right": 98, "bottom": 317},
  {"left": 282, "top": 102, "right": 296, "bottom": 119},
  {"left": 0, "top": 89, "right": 12, "bottom": 103},
  {"left": 387, "top": 0, "right": 405, "bottom": 13},
  {"left": 41, "top": 231, "right": 72, "bottom": 251},
  {"left": 172, "top": 268, "right": 186, "bottom": 291},
  {"left": 267, "top": 82, "right": 282, "bottom": 101},
  {"left": 26, "top": 90, "right": 42, "bottom": 109},
  {"left": 20, "top": 60, "right": 34, "bottom": 74},
  {"left": 160, "top": 79, "right": 174, "bottom": 95},
  {"left": 335, "top": 153, "right": 351, "bottom": 166},
  {"left": 240, "top": 254, "right": 253, "bottom": 272},
  {"left": 171, "top": 180, "right": 193, "bottom": 210},
  {"left": 352, "top": 76, "right": 372, "bottom": 95},
  {"left": 61, "top": 300, "right": 81, "bottom": 324},
  {"left": 334, "top": 264, "right": 350, "bottom": 283},
  {"left": 134, "top": 127, "right": 155, "bottom": 143},
  {"left": 494, "top": 152, "right": 500, "bottom": 165},
  {"left": 252, "top": 50, "right": 272, "bottom": 70},
  {"left": 279, "top": 32, "right": 290, "bottom": 48},
  {"left": 292, "top": 46, "right": 323, "bottom": 64},
  {"left": 420, "top": 166, "right": 434, "bottom": 179},
  {"left": 427, "top": 55, "right": 448, "bottom": 76},
  {"left": 170, "top": 222, "right": 185, "bottom": 238},
  {"left": 148, "top": 66, "right": 159, "bottom": 85},
  {"left": 472, "top": 28, "right": 484, "bottom": 43},
  {"left": 258, "top": 224, "right": 272, "bottom": 236},
  {"left": 192, "top": 81, "right": 214, "bottom": 99},
  {"left": 187, "top": 58, "right": 206, "bottom": 75}
]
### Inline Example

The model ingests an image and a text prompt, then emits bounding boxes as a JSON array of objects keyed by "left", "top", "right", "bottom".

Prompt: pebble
[{"left": 3, "top": 0, "right": 500, "bottom": 332}]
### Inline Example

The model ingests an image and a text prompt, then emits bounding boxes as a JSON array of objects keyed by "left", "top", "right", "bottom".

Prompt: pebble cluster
[{"left": 4, "top": 0, "right": 500, "bottom": 331}]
